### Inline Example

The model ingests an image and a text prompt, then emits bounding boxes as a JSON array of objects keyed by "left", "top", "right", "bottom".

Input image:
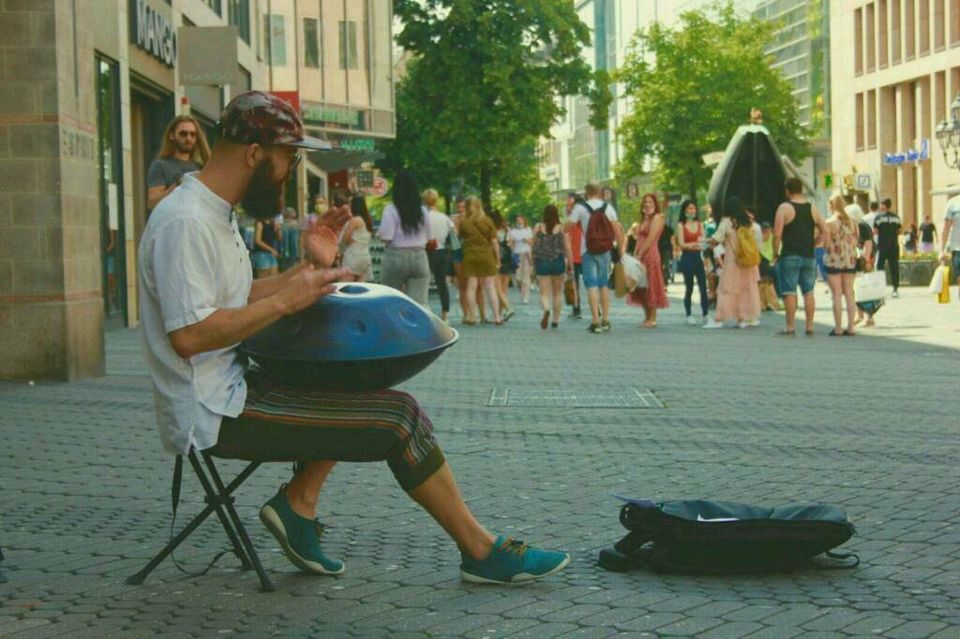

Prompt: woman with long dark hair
[
  {"left": 531, "top": 204, "right": 571, "bottom": 329},
  {"left": 704, "top": 197, "right": 761, "bottom": 328},
  {"left": 378, "top": 169, "right": 430, "bottom": 304},
  {"left": 340, "top": 194, "right": 374, "bottom": 282},
  {"left": 676, "top": 199, "right": 709, "bottom": 325},
  {"left": 626, "top": 193, "right": 670, "bottom": 327}
]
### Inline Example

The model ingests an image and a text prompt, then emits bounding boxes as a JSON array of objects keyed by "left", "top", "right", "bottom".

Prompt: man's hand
[
  {"left": 316, "top": 203, "right": 352, "bottom": 235},
  {"left": 278, "top": 264, "right": 352, "bottom": 314},
  {"left": 302, "top": 205, "right": 351, "bottom": 267}
]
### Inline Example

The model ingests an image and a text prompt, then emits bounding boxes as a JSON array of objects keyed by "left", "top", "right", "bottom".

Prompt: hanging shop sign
[
  {"left": 131, "top": 0, "right": 177, "bottom": 67},
  {"left": 338, "top": 138, "right": 376, "bottom": 152},
  {"left": 301, "top": 102, "right": 365, "bottom": 129},
  {"left": 884, "top": 139, "right": 930, "bottom": 165}
]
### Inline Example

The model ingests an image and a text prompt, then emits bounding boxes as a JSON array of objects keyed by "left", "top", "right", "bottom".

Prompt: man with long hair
[
  {"left": 139, "top": 91, "right": 570, "bottom": 585},
  {"left": 147, "top": 115, "right": 211, "bottom": 211}
]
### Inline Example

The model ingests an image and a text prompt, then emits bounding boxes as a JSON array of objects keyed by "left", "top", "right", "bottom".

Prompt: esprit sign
[{"left": 131, "top": 0, "right": 177, "bottom": 67}]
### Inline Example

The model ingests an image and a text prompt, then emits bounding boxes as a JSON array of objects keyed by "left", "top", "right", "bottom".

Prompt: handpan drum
[{"left": 241, "top": 283, "right": 458, "bottom": 391}]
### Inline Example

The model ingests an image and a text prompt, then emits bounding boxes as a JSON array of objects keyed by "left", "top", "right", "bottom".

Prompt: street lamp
[{"left": 936, "top": 93, "right": 960, "bottom": 169}]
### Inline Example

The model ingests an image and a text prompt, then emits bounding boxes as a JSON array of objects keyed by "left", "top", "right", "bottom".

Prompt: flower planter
[{"left": 889, "top": 259, "right": 937, "bottom": 286}]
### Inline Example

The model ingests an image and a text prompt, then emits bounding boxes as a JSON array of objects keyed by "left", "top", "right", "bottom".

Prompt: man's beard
[
  {"left": 242, "top": 159, "right": 286, "bottom": 221},
  {"left": 176, "top": 140, "right": 195, "bottom": 155}
]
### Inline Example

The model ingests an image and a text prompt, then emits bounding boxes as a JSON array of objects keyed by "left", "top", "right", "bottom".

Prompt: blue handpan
[{"left": 242, "top": 283, "right": 458, "bottom": 390}]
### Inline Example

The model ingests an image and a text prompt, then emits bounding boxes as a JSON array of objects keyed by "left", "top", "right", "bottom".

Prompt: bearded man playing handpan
[{"left": 138, "top": 91, "right": 569, "bottom": 584}]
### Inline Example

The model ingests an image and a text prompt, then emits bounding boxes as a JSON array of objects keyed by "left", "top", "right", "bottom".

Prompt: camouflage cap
[{"left": 217, "top": 90, "right": 332, "bottom": 151}]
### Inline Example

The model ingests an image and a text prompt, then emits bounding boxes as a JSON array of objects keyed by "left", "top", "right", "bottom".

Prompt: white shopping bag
[
  {"left": 854, "top": 270, "right": 887, "bottom": 302},
  {"left": 928, "top": 264, "right": 947, "bottom": 295},
  {"left": 621, "top": 254, "right": 648, "bottom": 290}
]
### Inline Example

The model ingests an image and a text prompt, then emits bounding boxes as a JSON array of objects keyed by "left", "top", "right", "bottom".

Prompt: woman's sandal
[
  {"left": 775, "top": 329, "right": 796, "bottom": 336},
  {"left": 828, "top": 330, "right": 842, "bottom": 336},
  {"left": 843, "top": 329, "right": 856, "bottom": 336}
]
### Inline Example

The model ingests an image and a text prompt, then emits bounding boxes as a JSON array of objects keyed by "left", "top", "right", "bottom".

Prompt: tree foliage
[
  {"left": 615, "top": 2, "right": 810, "bottom": 197},
  {"left": 383, "top": 0, "right": 611, "bottom": 211}
]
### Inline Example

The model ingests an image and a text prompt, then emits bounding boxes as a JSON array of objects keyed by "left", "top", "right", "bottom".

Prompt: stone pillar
[{"left": 0, "top": 0, "right": 104, "bottom": 381}]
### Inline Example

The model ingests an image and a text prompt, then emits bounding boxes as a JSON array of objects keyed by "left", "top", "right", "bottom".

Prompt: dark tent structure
[{"left": 707, "top": 124, "right": 789, "bottom": 225}]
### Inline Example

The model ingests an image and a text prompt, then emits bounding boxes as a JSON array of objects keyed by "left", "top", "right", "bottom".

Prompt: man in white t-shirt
[
  {"left": 939, "top": 193, "right": 960, "bottom": 293},
  {"left": 567, "top": 182, "right": 624, "bottom": 333},
  {"left": 138, "top": 91, "right": 570, "bottom": 585}
]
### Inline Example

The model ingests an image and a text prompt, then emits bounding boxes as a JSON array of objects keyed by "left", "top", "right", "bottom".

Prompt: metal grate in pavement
[{"left": 488, "top": 386, "right": 664, "bottom": 409}]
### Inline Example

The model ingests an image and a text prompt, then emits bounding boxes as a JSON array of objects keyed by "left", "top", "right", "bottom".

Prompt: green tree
[
  {"left": 387, "top": 0, "right": 611, "bottom": 211},
  {"left": 616, "top": 2, "right": 810, "bottom": 198}
]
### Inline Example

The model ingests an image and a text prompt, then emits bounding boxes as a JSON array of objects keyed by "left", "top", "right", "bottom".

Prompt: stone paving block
[
  {"left": 653, "top": 616, "right": 725, "bottom": 636},
  {"left": 462, "top": 617, "right": 541, "bottom": 638},
  {"left": 721, "top": 605, "right": 784, "bottom": 622},
  {"left": 505, "top": 621, "right": 581, "bottom": 638},
  {"left": 741, "top": 626, "right": 804, "bottom": 639},
  {"left": 839, "top": 614, "right": 909, "bottom": 635},
  {"left": 802, "top": 609, "right": 867, "bottom": 631},
  {"left": 577, "top": 606, "right": 644, "bottom": 627},
  {"left": 695, "top": 620, "right": 766, "bottom": 639},
  {"left": 686, "top": 601, "right": 747, "bottom": 618},
  {"left": 539, "top": 604, "right": 613, "bottom": 624},
  {"left": 613, "top": 612, "right": 684, "bottom": 632},
  {"left": 554, "top": 626, "right": 619, "bottom": 638},
  {"left": 424, "top": 612, "right": 510, "bottom": 636}
]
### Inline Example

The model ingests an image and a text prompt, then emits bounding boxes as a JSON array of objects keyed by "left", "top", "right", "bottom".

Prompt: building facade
[
  {"left": 259, "top": 0, "right": 394, "bottom": 207},
  {"left": 754, "top": 0, "right": 832, "bottom": 195},
  {"left": 540, "top": 0, "right": 835, "bottom": 205},
  {"left": 0, "top": 0, "right": 394, "bottom": 381},
  {"left": 831, "top": 0, "right": 960, "bottom": 225}
]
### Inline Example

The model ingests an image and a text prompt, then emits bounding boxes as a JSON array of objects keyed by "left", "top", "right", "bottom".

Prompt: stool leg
[
  {"left": 202, "top": 453, "right": 275, "bottom": 593},
  {"left": 126, "top": 499, "right": 220, "bottom": 585},
  {"left": 187, "top": 453, "right": 254, "bottom": 572}
]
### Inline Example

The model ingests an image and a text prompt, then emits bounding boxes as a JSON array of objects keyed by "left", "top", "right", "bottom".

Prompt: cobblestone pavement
[{"left": 1, "top": 282, "right": 958, "bottom": 638}]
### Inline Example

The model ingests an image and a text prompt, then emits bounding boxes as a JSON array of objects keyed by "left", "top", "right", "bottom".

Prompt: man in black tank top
[{"left": 773, "top": 177, "right": 828, "bottom": 336}]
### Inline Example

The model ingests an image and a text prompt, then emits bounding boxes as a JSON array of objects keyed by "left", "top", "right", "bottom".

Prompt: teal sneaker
[
  {"left": 460, "top": 535, "right": 571, "bottom": 584},
  {"left": 259, "top": 486, "right": 345, "bottom": 576}
]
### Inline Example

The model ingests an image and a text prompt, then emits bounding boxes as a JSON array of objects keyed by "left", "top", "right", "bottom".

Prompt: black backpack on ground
[{"left": 599, "top": 497, "right": 858, "bottom": 574}]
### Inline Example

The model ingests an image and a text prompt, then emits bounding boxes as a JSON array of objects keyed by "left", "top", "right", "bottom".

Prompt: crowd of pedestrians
[{"left": 223, "top": 168, "right": 957, "bottom": 338}]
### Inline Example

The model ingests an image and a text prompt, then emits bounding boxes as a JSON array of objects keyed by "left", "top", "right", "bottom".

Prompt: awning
[
  {"left": 307, "top": 149, "right": 384, "bottom": 173},
  {"left": 931, "top": 184, "right": 960, "bottom": 196}
]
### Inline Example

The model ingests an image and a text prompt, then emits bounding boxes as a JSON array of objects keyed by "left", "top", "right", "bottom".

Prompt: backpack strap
[{"left": 815, "top": 550, "right": 860, "bottom": 569}]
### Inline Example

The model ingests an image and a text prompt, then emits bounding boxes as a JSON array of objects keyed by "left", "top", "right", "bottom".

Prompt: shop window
[
  {"left": 854, "top": 8, "right": 863, "bottom": 74},
  {"left": 879, "top": 0, "right": 888, "bottom": 66},
  {"left": 265, "top": 14, "right": 287, "bottom": 66},
  {"left": 339, "top": 20, "right": 358, "bottom": 70},
  {"left": 95, "top": 54, "right": 127, "bottom": 324},
  {"left": 904, "top": 0, "right": 915, "bottom": 58},
  {"left": 856, "top": 93, "right": 865, "bottom": 151},
  {"left": 919, "top": 0, "right": 930, "bottom": 54},
  {"left": 935, "top": 71, "right": 946, "bottom": 123},
  {"left": 934, "top": 0, "right": 945, "bottom": 49},
  {"left": 238, "top": 64, "right": 251, "bottom": 90},
  {"left": 953, "top": 0, "right": 960, "bottom": 44},
  {"left": 891, "top": 0, "right": 902, "bottom": 63},
  {"left": 229, "top": 0, "right": 250, "bottom": 44},
  {"left": 304, "top": 17, "right": 321, "bottom": 68}
]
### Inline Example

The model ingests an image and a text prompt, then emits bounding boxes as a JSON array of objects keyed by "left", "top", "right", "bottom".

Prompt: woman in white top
[
  {"left": 340, "top": 195, "right": 374, "bottom": 282},
  {"left": 508, "top": 216, "right": 534, "bottom": 304},
  {"left": 423, "top": 188, "right": 455, "bottom": 321},
  {"left": 378, "top": 170, "right": 430, "bottom": 304}
]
